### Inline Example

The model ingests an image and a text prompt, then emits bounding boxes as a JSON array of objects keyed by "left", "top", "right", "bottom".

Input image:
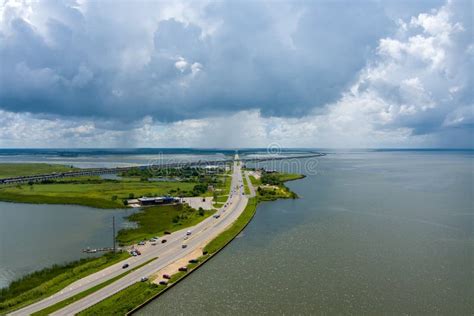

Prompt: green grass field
[
  {"left": 249, "top": 175, "right": 261, "bottom": 186},
  {"left": 243, "top": 175, "right": 251, "bottom": 195},
  {"left": 0, "top": 252, "right": 129, "bottom": 314},
  {"left": 117, "top": 204, "right": 215, "bottom": 245},
  {"left": 0, "top": 163, "right": 76, "bottom": 179},
  {"left": 202, "top": 174, "right": 231, "bottom": 197},
  {"left": 0, "top": 180, "right": 199, "bottom": 209},
  {"left": 78, "top": 281, "right": 165, "bottom": 316},
  {"left": 250, "top": 172, "right": 303, "bottom": 201},
  {"left": 276, "top": 173, "right": 305, "bottom": 182}
]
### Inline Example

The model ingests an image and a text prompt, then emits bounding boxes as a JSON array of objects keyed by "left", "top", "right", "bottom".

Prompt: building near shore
[{"left": 127, "top": 196, "right": 180, "bottom": 207}]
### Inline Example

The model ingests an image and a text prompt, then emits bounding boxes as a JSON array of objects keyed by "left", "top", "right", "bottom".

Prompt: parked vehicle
[
  {"left": 178, "top": 266, "right": 188, "bottom": 272},
  {"left": 140, "top": 277, "right": 148, "bottom": 282},
  {"left": 164, "top": 231, "right": 171, "bottom": 235},
  {"left": 163, "top": 274, "right": 171, "bottom": 279},
  {"left": 159, "top": 280, "right": 168, "bottom": 285},
  {"left": 189, "top": 259, "right": 199, "bottom": 264}
]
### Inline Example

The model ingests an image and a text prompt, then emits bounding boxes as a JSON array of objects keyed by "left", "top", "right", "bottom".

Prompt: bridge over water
[{"left": 0, "top": 153, "right": 325, "bottom": 185}]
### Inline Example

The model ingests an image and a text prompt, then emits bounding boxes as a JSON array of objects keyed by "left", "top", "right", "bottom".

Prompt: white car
[{"left": 186, "top": 230, "right": 192, "bottom": 235}]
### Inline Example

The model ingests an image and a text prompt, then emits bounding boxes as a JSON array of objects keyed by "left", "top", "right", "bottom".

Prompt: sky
[{"left": 0, "top": 0, "right": 472, "bottom": 148}]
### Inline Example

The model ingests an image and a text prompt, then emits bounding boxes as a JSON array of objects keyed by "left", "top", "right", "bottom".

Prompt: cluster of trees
[
  {"left": 260, "top": 173, "right": 283, "bottom": 186},
  {"left": 257, "top": 186, "right": 277, "bottom": 196},
  {"left": 171, "top": 204, "right": 205, "bottom": 224},
  {"left": 191, "top": 183, "right": 208, "bottom": 196}
]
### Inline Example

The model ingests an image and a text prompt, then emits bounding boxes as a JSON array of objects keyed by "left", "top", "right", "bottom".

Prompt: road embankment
[
  {"left": 79, "top": 197, "right": 259, "bottom": 316},
  {"left": 80, "top": 171, "right": 303, "bottom": 315}
]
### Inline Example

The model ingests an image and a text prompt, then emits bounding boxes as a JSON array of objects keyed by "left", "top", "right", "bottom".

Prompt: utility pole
[{"left": 112, "top": 216, "right": 116, "bottom": 253}]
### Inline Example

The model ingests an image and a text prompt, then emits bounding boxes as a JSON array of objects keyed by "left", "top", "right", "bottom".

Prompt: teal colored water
[{"left": 138, "top": 151, "right": 473, "bottom": 315}]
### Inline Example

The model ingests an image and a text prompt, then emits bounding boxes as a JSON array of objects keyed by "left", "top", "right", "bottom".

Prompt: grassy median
[
  {"left": 0, "top": 252, "right": 129, "bottom": 314},
  {"left": 77, "top": 281, "right": 165, "bottom": 316},
  {"left": 78, "top": 255, "right": 209, "bottom": 316},
  {"left": 243, "top": 175, "right": 251, "bottom": 195},
  {"left": 32, "top": 257, "right": 158, "bottom": 316}
]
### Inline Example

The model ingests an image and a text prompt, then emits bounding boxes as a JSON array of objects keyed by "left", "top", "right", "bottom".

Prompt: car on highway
[
  {"left": 213, "top": 214, "right": 220, "bottom": 218},
  {"left": 186, "top": 230, "right": 192, "bottom": 235},
  {"left": 161, "top": 239, "right": 167, "bottom": 243},
  {"left": 122, "top": 263, "right": 129, "bottom": 269},
  {"left": 164, "top": 231, "right": 171, "bottom": 235},
  {"left": 140, "top": 277, "right": 148, "bottom": 282},
  {"left": 151, "top": 242, "right": 157, "bottom": 246},
  {"left": 182, "top": 244, "right": 187, "bottom": 248},
  {"left": 138, "top": 241, "right": 146, "bottom": 246},
  {"left": 184, "top": 236, "right": 189, "bottom": 240}
]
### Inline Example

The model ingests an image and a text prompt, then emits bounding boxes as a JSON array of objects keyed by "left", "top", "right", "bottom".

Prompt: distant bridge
[{"left": 0, "top": 153, "right": 325, "bottom": 185}]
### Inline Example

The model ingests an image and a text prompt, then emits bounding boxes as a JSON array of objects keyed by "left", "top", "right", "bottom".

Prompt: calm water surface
[
  {"left": 0, "top": 203, "right": 136, "bottom": 288},
  {"left": 139, "top": 151, "right": 473, "bottom": 315}
]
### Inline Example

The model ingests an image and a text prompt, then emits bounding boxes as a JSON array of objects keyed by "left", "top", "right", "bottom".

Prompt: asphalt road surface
[{"left": 11, "top": 158, "right": 249, "bottom": 316}]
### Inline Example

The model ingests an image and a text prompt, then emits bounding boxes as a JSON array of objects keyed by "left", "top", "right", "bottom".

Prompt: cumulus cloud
[
  {"left": 0, "top": 0, "right": 413, "bottom": 121},
  {"left": 0, "top": 0, "right": 472, "bottom": 148}
]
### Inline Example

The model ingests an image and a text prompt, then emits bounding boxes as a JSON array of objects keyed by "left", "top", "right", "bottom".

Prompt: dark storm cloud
[{"left": 0, "top": 0, "right": 443, "bottom": 122}]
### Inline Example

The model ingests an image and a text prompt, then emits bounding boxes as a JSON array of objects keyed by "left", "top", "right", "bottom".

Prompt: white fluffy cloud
[{"left": 0, "top": 0, "right": 472, "bottom": 148}]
